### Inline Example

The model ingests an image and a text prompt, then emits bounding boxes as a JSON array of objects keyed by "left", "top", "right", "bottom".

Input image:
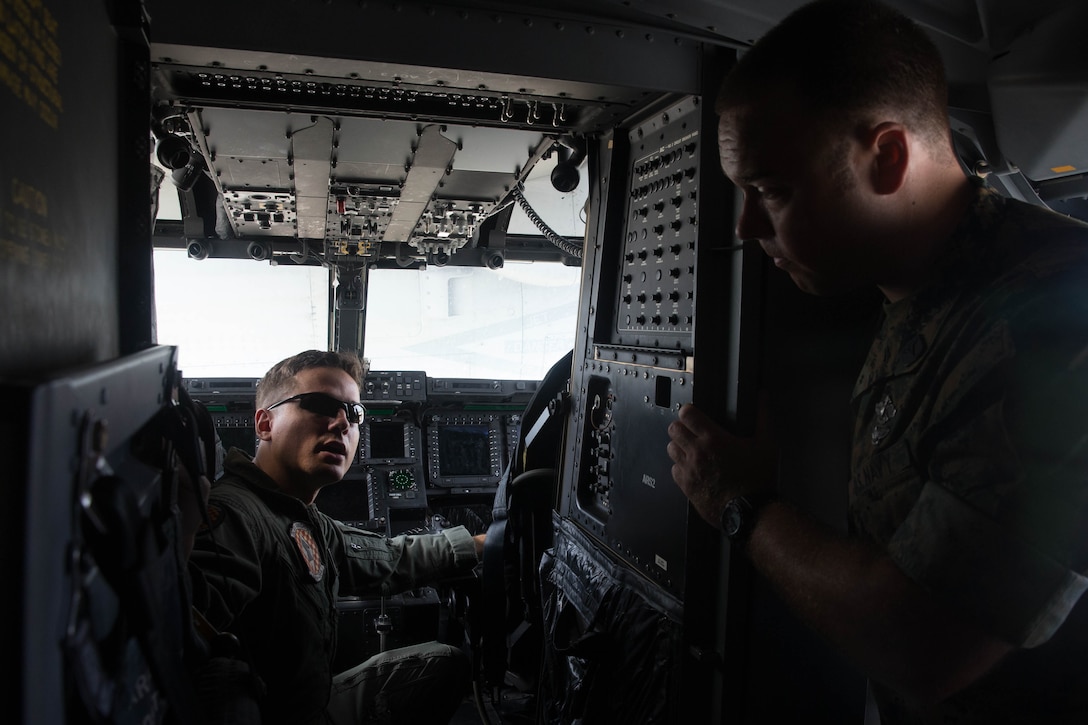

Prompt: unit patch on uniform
[
  {"left": 200, "top": 504, "right": 225, "bottom": 532},
  {"left": 290, "top": 522, "right": 325, "bottom": 582}
]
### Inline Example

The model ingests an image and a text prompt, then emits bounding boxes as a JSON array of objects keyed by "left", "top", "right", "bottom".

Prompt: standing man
[
  {"left": 667, "top": 1, "right": 1088, "bottom": 722},
  {"left": 185, "top": 350, "right": 482, "bottom": 724}
]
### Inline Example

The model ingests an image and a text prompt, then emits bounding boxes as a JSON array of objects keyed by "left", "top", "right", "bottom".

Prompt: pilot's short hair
[
  {"left": 717, "top": 0, "right": 950, "bottom": 147},
  {"left": 256, "top": 350, "right": 369, "bottom": 409}
]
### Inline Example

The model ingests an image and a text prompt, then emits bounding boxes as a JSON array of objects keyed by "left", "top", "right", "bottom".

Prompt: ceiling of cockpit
[
  {"left": 145, "top": 0, "right": 1067, "bottom": 94},
  {"left": 410, "top": 0, "right": 1071, "bottom": 48},
  {"left": 146, "top": 0, "right": 1088, "bottom": 261}
]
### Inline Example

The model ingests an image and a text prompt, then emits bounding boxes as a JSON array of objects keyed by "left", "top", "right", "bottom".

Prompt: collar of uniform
[
  {"left": 901, "top": 179, "right": 1000, "bottom": 326},
  {"left": 851, "top": 181, "right": 997, "bottom": 398},
  {"left": 850, "top": 300, "right": 939, "bottom": 399},
  {"left": 221, "top": 446, "right": 316, "bottom": 511}
]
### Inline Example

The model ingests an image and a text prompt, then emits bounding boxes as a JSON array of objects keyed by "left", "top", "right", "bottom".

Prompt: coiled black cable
[{"left": 510, "top": 185, "right": 583, "bottom": 259}]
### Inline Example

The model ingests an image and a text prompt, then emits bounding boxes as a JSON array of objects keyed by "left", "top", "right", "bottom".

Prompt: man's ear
[
  {"left": 255, "top": 408, "right": 273, "bottom": 442},
  {"left": 866, "top": 122, "right": 909, "bottom": 195}
]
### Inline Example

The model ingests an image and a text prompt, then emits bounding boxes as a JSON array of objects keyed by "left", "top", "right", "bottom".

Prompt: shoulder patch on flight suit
[
  {"left": 290, "top": 522, "right": 325, "bottom": 582},
  {"left": 200, "top": 504, "right": 225, "bottom": 532}
]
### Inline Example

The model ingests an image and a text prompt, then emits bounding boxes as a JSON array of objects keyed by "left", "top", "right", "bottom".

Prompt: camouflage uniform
[
  {"left": 189, "top": 448, "right": 478, "bottom": 724},
  {"left": 850, "top": 183, "right": 1088, "bottom": 724}
]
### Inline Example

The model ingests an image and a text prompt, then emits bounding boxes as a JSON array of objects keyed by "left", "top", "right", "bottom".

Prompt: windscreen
[
  {"left": 153, "top": 249, "right": 330, "bottom": 377},
  {"left": 364, "top": 156, "right": 585, "bottom": 380},
  {"left": 364, "top": 263, "right": 581, "bottom": 380}
]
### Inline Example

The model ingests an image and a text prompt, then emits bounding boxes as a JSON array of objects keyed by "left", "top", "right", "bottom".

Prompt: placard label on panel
[{"left": 0, "top": 0, "right": 63, "bottom": 130}]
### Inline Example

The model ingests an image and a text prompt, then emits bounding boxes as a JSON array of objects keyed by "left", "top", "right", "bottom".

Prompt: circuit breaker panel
[{"left": 559, "top": 91, "right": 762, "bottom": 603}]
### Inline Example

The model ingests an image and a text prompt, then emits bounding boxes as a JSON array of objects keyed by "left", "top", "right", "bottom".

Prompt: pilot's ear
[
  {"left": 866, "top": 122, "right": 909, "bottom": 195},
  {"left": 255, "top": 408, "right": 274, "bottom": 441}
]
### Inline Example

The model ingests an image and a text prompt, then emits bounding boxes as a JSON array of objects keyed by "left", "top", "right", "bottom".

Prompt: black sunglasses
[{"left": 266, "top": 392, "right": 365, "bottom": 425}]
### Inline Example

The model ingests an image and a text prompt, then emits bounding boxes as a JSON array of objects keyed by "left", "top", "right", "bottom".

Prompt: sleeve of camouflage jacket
[{"left": 329, "top": 519, "right": 479, "bottom": 597}]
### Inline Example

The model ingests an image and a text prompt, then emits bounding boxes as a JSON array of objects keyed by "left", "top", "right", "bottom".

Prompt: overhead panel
[
  {"left": 290, "top": 116, "right": 336, "bottom": 241},
  {"left": 383, "top": 125, "right": 459, "bottom": 243},
  {"left": 195, "top": 108, "right": 311, "bottom": 239}
]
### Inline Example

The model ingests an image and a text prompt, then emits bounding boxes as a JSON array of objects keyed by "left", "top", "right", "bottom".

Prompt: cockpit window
[
  {"left": 364, "top": 262, "right": 581, "bottom": 380},
  {"left": 153, "top": 249, "right": 330, "bottom": 377},
  {"left": 363, "top": 158, "right": 585, "bottom": 380}
]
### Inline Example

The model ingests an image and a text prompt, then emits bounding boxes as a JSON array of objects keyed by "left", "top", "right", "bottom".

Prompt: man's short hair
[
  {"left": 717, "top": 0, "right": 950, "bottom": 147},
  {"left": 255, "top": 350, "right": 369, "bottom": 409}
]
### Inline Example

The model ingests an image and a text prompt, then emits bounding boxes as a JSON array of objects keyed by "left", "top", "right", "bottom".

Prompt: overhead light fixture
[
  {"left": 152, "top": 116, "right": 207, "bottom": 192},
  {"left": 247, "top": 241, "right": 272, "bottom": 261},
  {"left": 187, "top": 240, "right": 212, "bottom": 260},
  {"left": 550, "top": 136, "right": 587, "bottom": 193}
]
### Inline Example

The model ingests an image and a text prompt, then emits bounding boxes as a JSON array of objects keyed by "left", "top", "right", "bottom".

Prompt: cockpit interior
[{"left": 4, "top": 0, "right": 1088, "bottom": 722}]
